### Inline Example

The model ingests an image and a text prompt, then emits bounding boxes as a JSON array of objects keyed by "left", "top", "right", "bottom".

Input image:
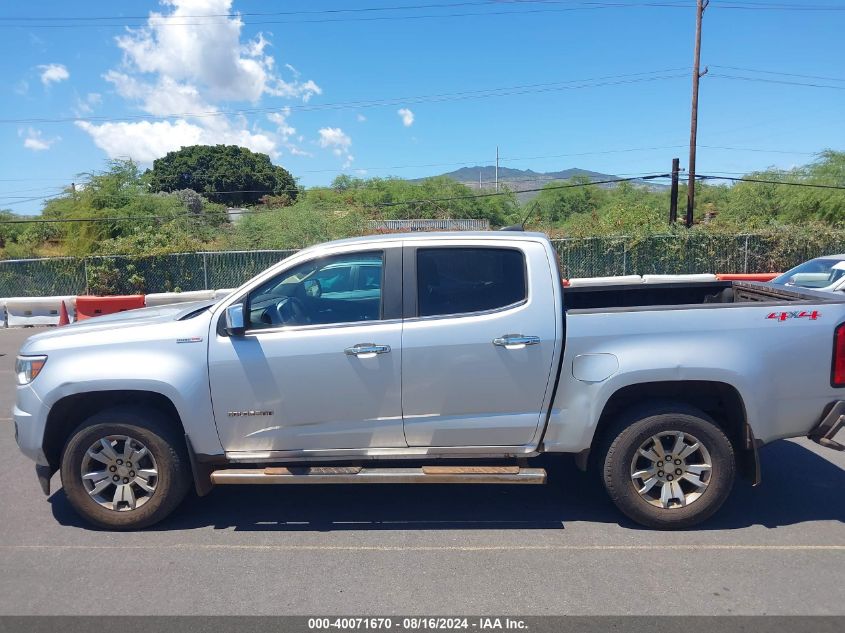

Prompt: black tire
[
  {"left": 599, "top": 402, "right": 735, "bottom": 529},
  {"left": 60, "top": 406, "right": 191, "bottom": 530}
]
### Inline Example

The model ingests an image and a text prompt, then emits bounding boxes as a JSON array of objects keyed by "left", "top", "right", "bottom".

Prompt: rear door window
[{"left": 416, "top": 247, "right": 527, "bottom": 317}]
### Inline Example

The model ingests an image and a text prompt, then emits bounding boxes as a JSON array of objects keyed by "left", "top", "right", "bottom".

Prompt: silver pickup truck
[{"left": 13, "top": 231, "right": 845, "bottom": 530}]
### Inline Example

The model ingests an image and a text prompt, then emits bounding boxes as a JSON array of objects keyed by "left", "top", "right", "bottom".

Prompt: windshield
[{"left": 773, "top": 258, "right": 845, "bottom": 289}]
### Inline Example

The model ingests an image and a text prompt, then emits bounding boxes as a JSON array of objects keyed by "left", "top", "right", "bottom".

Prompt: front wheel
[
  {"left": 60, "top": 407, "right": 191, "bottom": 530},
  {"left": 600, "top": 404, "right": 736, "bottom": 529}
]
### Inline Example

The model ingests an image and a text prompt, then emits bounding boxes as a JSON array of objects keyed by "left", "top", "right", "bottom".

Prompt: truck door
[
  {"left": 401, "top": 240, "right": 559, "bottom": 447},
  {"left": 208, "top": 247, "right": 405, "bottom": 453}
]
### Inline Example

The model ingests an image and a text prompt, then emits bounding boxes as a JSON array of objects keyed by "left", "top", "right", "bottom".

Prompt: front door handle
[
  {"left": 345, "top": 343, "right": 391, "bottom": 358},
  {"left": 493, "top": 334, "right": 541, "bottom": 350}
]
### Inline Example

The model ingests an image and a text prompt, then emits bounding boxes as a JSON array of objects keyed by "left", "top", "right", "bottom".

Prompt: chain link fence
[
  {"left": 0, "top": 250, "right": 296, "bottom": 297},
  {"left": 553, "top": 233, "right": 845, "bottom": 279},
  {"left": 1, "top": 233, "right": 844, "bottom": 297}
]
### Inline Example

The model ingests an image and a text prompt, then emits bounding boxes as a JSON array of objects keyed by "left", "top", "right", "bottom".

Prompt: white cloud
[
  {"left": 38, "top": 63, "right": 69, "bottom": 86},
  {"left": 73, "top": 92, "right": 103, "bottom": 116},
  {"left": 318, "top": 127, "right": 351, "bottom": 151},
  {"left": 114, "top": 0, "right": 319, "bottom": 103},
  {"left": 397, "top": 107, "right": 415, "bottom": 127},
  {"left": 20, "top": 127, "right": 59, "bottom": 151},
  {"left": 356, "top": 113, "right": 366, "bottom": 122},
  {"left": 318, "top": 127, "right": 353, "bottom": 167},
  {"left": 76, "top": 119, "right": 275, "bottom": 163},
  {"left": 267, "top": 107, "right": 295, "bottom": 141},
  {"left": 78, "top": 0, "right": 323, "bottom": 163}
]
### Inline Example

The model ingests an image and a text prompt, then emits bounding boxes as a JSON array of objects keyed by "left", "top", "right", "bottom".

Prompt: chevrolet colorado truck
[{"left": 13, "top": 231, "right": 845, "bottom": 530}]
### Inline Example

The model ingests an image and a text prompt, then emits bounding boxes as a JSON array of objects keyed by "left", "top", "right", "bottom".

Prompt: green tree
[
  {"left": 36, "top": 159, "right": 227, "bottom": 256},
  {"left": 146, "top": 145, "right": 298, "bottom": 206},
  {"left": 530, "top": 175, "right": 610, "bottom": 224}
]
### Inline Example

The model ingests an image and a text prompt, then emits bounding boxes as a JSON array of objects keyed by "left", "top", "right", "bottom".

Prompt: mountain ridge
[{"left": 413, "top": 165, "right": 667, "bottom": 201}]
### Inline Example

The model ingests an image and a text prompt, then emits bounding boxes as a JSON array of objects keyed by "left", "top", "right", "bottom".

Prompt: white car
[{"left": 772, "top": 254, "right": 845, "bottom": 292}]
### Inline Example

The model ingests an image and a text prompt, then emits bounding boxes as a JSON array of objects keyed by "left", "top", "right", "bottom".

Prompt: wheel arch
[
  {"left": 587, "top": 380, "right": 760, "bottom": 484},
  {"left": 42, "top": 390, "right": 186, "bottom": 473}
]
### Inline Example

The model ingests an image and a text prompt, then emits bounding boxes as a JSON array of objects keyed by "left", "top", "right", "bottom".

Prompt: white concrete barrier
[
  {"left": 214, "top": 288, "right": 235, "bottom": 300},
  {"left": 568, "top": 275, "right": 643, "bottom": 287},
  {"left": 642, "top": 274, "right": 718, "bottom": 284},
  {"left": 144, "top": 290, "right": 216, "bottom": 307},
  {"left": 6, "top": 296, "right": 76, "bottom": 326}
]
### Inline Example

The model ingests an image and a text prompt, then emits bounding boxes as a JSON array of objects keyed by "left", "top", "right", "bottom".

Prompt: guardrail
[{"left": 5, "top": 296, "right": 76, "bottom": 327}]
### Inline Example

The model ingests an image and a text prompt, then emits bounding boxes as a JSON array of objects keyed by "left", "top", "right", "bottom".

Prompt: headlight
[{"left": 15, "top": 355, "right": 47, "bottom": 385}]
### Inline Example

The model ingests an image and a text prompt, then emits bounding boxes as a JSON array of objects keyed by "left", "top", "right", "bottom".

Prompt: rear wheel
[
  {"left": 600, "top": 404, "right": 735, "bottom": 529},
  {"left": 60, "top": 407, "right": 191, "bottom": 530}
]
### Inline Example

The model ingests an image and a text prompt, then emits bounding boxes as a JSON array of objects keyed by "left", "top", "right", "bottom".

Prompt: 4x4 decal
[{"left": 766, "top": 310, "right": 821, "bottom": 322}]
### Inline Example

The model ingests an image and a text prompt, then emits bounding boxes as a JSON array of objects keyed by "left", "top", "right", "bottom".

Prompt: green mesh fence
[
  {"left": 0, "top": 250, "right": 296, "bottom": 297},
  {"left": 552, "top": 233, "right": 845, "bottom": 279},
  {"left": 0, "top": 257, "right": 86, "bottom": 297},
  {"left": 1, "top": 235, "right": 844, "bottom": 297}
]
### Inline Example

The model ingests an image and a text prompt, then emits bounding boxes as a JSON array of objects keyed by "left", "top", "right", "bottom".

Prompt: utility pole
[
  {"left": 495, "top": 145, "right": 499, "bottom": 193},
  {"left": 686, "top": 0, "right": 709, "bottom": 228},
  {"left": 669, "top": 158, "right": 680, "bottom": 225}
]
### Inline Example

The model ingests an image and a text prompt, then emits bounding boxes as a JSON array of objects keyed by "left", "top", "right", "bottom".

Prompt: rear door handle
[
  {"left": 345, "top": 343, "right": 391, "bottom": 358},
  {"left": 493, "top": 334, "right": 541, "bottom": 350}
]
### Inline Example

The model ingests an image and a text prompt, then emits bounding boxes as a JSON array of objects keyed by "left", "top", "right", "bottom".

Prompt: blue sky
[{"left": 1, "top": 0, "right": 843, "bottom": 214}]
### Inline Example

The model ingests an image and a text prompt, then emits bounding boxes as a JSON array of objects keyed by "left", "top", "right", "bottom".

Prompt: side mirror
[{"left": 224, "top": 303, "right": 246, "bottom": 336}]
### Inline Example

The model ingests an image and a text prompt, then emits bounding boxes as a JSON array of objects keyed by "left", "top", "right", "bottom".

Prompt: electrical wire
[
  {"left": 0, "top": 3, "right": 703, "bottom": 29},
  {"left": 709, "top": 74, "right": 845, "bottom": 90},
  {"left": 0, "top": 70, "right": 690, "bottom": 125},
  {"left": 0, "top": 173, "right": 671, "bottom": 222},
  {"left": 697, "top": 174, "right": 845, "bottom": 190}
]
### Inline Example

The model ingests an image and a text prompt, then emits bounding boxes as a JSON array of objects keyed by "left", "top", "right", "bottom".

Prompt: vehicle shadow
[{"left": 48, "top": 440, "right": 845, "bottom": 532}]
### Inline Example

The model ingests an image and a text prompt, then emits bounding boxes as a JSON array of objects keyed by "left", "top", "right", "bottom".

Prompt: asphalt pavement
[{"left": 0, "top": 326, "right": 843, "bottom": 615}]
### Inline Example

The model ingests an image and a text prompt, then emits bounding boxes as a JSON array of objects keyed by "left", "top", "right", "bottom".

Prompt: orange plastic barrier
[
  {"left": 715, "top": 273, "right": 780, "bottom": 282},
  {"left": 75, "top": 295, "right": 146, "bottom": 321}
]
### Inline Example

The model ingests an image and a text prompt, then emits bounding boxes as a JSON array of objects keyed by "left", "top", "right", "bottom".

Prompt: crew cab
[{"left": 13, "top": 232, "right": 845, "bottom": 530}]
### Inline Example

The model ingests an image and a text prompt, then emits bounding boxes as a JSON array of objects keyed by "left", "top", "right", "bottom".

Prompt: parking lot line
[{"left": 2, "top": 544, "right": 844, "bottom": 552}]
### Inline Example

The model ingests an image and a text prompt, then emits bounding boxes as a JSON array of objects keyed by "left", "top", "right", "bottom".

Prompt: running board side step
[{"left": 210, "top": 465, "right": 547, "bottom": 485}]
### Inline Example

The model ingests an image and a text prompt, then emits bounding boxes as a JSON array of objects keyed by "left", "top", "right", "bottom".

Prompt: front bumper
[
  {"left": 808, "top": 401, "right": 845, "bottom": 451},
  {"left": 12, "top": 384, "right": 50, "bottom": 466}
]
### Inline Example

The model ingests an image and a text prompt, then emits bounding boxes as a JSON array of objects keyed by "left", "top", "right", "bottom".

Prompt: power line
[
  {"left": 709, "top": 1, "right": 845, "bottom": 10},
  {"left": 0, "top": 174, "right": 671, "bottom": 221},
  {"left": 375, "top": 174, "right": 671, "bottom": 206},
  {"left": 4, "top": 172, "right": 843, "bottom": 224},
  {"left": 0, "top": 70, "right": 689, "bottom": 125},
  {"left": 0, "top": 2, "right": 542, "bottom": 21},
  {"left": 0, "top": 142, "right": 830, "bottom": 201},
  {"left": 0, "top": 3, "right": 703, "bottom": 29},
  {"left": 710, "top": 74, "right": 845, "bottom": 90},
  {"left": 0, "top": 189, "right": 287, "bottom": 207},
  {"left": 697, "top": 174, "right": 845, "bottom": 190},
  {"left": 6, "top": 0, "right": 844, "bottom": 28},
  {"left": 709, "top": 65, "right": 845, "bottom": 83},
  {"left": 0, "top": 144, "right": 819, "bottom": 189},
  {"left": 698, "top": 145, "right": 817, "bottom": 155}
]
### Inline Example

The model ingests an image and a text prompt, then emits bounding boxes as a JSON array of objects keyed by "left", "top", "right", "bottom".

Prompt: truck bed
[{"left": 564, "top": 280, "right": 841, "bottom": 312}]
